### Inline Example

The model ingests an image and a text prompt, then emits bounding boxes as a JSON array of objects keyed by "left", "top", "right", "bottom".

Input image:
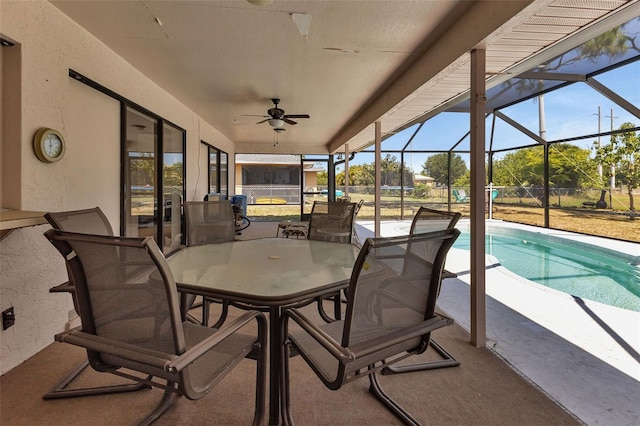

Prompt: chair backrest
[
  {"left": 307, "top": 200, "right": 357, "bottom": 243},
  {"left": 342, "top": 229, "right": 459, "bottom": 353},
  {"left": 409, "top": 207, "right": 461, "bottom": 235},
  {"left": 184, "top": 200, "right": 235, "bottom": 246},
  {"left": 45, "top": 207, "right": 114, "bottom": 236},
  {"left": 44, "top": 230, "right": 186, "bottom": 372}
]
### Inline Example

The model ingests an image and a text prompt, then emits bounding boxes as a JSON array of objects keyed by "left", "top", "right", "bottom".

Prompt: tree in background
[
  {"left": 491, "top": 144, "right": 597, "bottom": 189},
  {"left": 163, "top": 162, "right": 183, "bottom": 187},
  {"left": 336, "top": 155, "right": 413, "bottom": 187},
  {"left": 492, "top": 147, "right": 544, "bottom": 187},
  {"left": 422, "top": 153, "right": 467, "bottom": 186},
  {"left": 335, "top": 164, "right": 374, "bottom": 186},
  {"left": 593, "top": 122, "right": 639, "bottom": 215},
  {"left": 548, "top": 144, "right": 600, "bottom": 189}
]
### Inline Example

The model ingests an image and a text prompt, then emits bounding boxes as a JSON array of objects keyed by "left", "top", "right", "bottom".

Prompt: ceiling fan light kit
[{"left": 268, "top": 118, "right": 285, "bottom": 129}]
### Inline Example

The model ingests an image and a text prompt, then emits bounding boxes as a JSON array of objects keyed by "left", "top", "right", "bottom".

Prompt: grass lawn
[{"left": 247, "top": 198, "right": 639, "bottom": 243}]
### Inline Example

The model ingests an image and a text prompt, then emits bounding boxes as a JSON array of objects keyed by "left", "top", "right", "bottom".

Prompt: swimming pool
[{"left": 452, "top": 224, "right": 640, "bottom": 312}]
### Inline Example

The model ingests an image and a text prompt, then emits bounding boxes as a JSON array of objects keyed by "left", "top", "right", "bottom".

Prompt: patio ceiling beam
[{"left": 515, "top": 72, "right": 586, "bottom": 82}]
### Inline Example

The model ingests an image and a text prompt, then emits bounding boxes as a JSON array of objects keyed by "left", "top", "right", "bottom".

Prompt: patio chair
[
  {"left": 281, "top": 229, "right": 460, "bottom": 425},
  {"left": 307, "top": 200, "right": 357, "bottom": 244},
  {"left": 44, "top": 230, "right": 267, "bottom": 426},
  {"left": 183, "top": 200, "right": 235, "bottom": 246},
  {"left": 308, "top": 201, "right": 358, "bottom": 322},
  {"left": 183, "top": 200, "right": 236, "bottom": 327},
  {"left": 382, "top": 207, "right": 462, "bottom": 375},
  {"left": 43, "top": 207, "right": 210, "bottom": 399},
  {"left": 44, "top": 207, "right": 147, "bottom": 400},
  {"left": 452, "top": 189, "right": 467, "bottom": 202}
]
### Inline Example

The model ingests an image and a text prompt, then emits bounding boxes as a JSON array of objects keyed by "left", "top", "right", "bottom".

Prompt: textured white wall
[{"left": 0, "top": 1, "right": 233, "bottom": 373}]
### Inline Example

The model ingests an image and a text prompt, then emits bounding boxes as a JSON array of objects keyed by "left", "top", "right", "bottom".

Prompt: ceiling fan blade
[
  {"left": 284, "top": 114, "right": 310, "bottom": 119},
  {"left": 283, "top": 118, "right": 298, "bottom": 125},
  {"left": 256, "top": 118, "right": 269, "bottom": 124}
]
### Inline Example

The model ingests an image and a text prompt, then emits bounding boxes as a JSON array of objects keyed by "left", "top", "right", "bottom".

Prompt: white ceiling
[{"left": 51, "top": 0, "right": 639, "bottom": 154}]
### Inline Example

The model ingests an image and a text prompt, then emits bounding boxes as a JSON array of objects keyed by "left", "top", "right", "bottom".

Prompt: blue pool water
[{"left": 453, "top": 227, "right": 640, "bottom": 312}]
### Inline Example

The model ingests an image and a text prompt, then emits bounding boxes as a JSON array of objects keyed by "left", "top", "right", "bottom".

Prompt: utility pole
[
  {"left": 594, "top": 106, "right": 602, "bottom": 178},
  {"left": 539, "top": 94, "right": 549, "bottom": 228},
  {"left": 605, "top": 108, "right": 619, "bottom": 192}
]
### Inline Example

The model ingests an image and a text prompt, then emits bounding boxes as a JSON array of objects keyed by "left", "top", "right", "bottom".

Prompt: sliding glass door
[{"left": 124, "top": 107, "right": 184, "bottom": 253}]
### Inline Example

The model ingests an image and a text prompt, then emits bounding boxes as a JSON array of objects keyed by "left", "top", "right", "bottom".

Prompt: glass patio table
[{"left": 167, "top": 237, "right": 359, "bottom": 425}]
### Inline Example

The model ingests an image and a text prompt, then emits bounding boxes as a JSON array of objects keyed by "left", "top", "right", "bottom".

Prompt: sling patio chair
[
  {"left": 44, "top": 230, "right": 267, "bottom": 426},
  {"left": 183, "top": 200, "right": 237, "bottom": 327},
  {"left": 307, "top": 200, "right": 357, "bottom": 244},
  {"left": 44, "top": 207, "right": 150, "bottom": 400},
  {"left": 280, "top": 229, "right": 460, "bottom": 425},
  {"left": 382, "top": 206, "right": 462, "bottom": 375},
  {"left": 307, "top": 200, "right": 358, "bottom": 322}
]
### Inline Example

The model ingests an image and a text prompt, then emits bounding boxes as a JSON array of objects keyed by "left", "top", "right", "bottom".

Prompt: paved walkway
[{"left": 355, "top": 220, "right": 640, "bottom": 426}]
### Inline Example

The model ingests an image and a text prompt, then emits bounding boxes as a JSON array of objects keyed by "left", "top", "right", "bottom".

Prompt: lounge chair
[{"left": 452, "top": 189, "right": 468, "bottom": 202}]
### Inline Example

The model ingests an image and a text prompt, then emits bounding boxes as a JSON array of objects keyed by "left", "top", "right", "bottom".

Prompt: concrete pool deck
[{"left": 355, "top": 219, "right": 640, "bottom": 426}]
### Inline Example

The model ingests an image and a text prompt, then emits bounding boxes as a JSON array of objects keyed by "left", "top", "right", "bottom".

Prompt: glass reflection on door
[
  {"left": 124, "top": 108, "right": 157, "bottom": 240},
  {"left": 162, "top": 122, "right": 184, "bottom": 253}
]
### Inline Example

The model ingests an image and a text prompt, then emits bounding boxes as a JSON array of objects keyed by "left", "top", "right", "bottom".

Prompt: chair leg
[
  {"left": 42, "top": 359, "right": 150, "bottom": 400},
  {"left": 252, "top": 330, "right": 268, "bottom": 426},
  {"left": 381, "top": 339, "right": 460, "bottom": 375},
  {"left": 368, "top": 372, "right": 421, "bottom": 426},
  {"left": 209, "top": 299, "right": 230, "bottom": 329},
  {"left": 138, "top": 384, "right": 178, "bottom": 426},
  {"left": 316, "top": 292, "right": 342, "bottom": 323},
  {"left": 280, "top": 323, "right": 295, "bottom": 425}
]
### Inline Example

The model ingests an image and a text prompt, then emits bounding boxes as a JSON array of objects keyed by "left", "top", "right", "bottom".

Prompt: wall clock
[{"left": 33, "top": 127, "right": 66, "bottom": 163}]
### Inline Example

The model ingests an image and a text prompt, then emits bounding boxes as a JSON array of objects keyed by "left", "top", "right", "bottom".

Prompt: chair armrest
[
  {"left": 56, "top": 310, "right": 267, "bottom": 375},
  {"left": 166, "top": 310, "right": 266, "bottom": 373},
  {"left": 50, "top": 281, "right": 74, "bottom": 293},
  {"left": 284, "top": 308, "right": 355, "bottom": 363},
  {"left": 55, "top": 328, "right": 175, "bottom": 370}
]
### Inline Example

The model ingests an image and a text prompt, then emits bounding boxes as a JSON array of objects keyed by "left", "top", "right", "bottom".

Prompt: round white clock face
[{"left": 44, "top": 133, "right": 63, "bottom": 157}]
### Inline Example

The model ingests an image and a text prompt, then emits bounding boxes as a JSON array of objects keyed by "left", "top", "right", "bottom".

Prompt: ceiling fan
[{"left": 247, "top": 98, "right": 310, "bottom": 129}]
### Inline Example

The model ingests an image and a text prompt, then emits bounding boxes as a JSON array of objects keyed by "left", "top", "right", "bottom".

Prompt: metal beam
[
  {"left": 494, "top": 110, "right": 545, "bottom": 144},
  {"left": 587, "top": 77, "right": 640, "bottom": 120}
]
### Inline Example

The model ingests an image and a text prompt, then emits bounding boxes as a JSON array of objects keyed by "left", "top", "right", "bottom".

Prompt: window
[{"left": 203, "top": 142, "right": 228, "bottom": 198}]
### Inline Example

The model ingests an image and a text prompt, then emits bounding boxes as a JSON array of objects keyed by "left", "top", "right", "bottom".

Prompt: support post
[
  {"left": 374, "top": 121, "right": 381, "bottom": 237},
  {"left": 470, "top": 49, "right": 486, "bottom": 347},
  {"left": 344, "top": 143, "right": 349, "bottom": 198}
]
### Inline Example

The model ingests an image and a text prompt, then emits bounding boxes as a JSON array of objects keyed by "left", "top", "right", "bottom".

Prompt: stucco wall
[{"left": 0, "top": 0, "right": 233, "bottom": 374}]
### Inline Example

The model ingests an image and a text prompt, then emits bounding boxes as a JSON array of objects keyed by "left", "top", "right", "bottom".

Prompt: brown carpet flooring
[{"left": 0, "top": 222, "right": 582, "bottom": 425}]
